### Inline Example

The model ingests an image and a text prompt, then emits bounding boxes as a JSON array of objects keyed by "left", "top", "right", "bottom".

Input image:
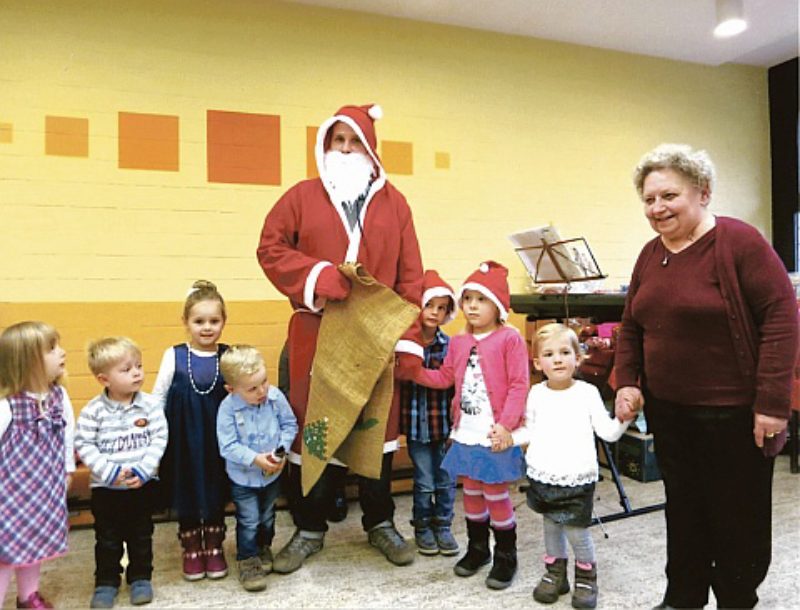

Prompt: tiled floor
[{"left": 3, "top": 456, "right": 799, "bottom": 609}]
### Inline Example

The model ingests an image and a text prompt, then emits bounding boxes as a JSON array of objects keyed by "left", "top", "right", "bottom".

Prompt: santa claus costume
[{"left": 257, "top": 103, "right": 424, "bottom": 572}]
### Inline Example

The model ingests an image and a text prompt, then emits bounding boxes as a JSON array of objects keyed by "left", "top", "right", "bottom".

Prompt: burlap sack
[{"left": 301, "top": 263, "right": 419, "bottom": 495}]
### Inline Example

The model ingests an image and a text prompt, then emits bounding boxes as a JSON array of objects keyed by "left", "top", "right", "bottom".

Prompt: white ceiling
[{"left": 285, "top": 0, "right": 798, "bottom": 68}]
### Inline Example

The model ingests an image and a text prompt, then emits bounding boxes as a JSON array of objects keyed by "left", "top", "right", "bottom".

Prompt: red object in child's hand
[{"left": 265, "top": 447, "right": 286, "bottom": 468}]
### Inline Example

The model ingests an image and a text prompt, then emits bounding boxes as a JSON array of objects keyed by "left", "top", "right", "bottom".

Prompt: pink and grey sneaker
[{"left": 16, "top": 592, "right": 53, "bottom": 609}]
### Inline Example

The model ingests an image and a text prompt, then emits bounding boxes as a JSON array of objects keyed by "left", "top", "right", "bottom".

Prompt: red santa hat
[
  {"left": 457, "top": 261, "right": 510, "bottom": 322},
  {"left": 422, "top": 269, "right": 457, "bottom": 324},
  {"left": 332, "top": 104, "right": 382, "bottom": 154}
]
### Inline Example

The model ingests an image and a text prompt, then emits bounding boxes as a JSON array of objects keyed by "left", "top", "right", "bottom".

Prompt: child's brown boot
[
  {"left": 533, "top": 557, "right": 570, "bottom": 603},
  {"left": 571, "top": 561, "right": 598, "bottom": 609}
]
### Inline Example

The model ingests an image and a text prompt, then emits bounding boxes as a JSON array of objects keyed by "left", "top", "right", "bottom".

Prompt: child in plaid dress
[{"left": 0, "top": 321, "right": 76, "bottom": 609}]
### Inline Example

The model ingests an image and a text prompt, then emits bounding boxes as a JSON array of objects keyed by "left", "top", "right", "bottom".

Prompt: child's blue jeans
[
  {"left": 407, "top": 439, "right": 455, "bottom": 527},
  {"left": 230, "top": 480, "right": 281, "bottom": 560}
]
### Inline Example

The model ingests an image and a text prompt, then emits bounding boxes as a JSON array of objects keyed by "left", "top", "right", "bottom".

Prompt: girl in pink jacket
[{"left": 415, "top": 261, "right": 529, "bottom": 591}]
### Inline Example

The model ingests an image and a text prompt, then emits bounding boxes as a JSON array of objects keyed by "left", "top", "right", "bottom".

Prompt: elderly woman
[{"left": 614, "top": 144, "right": 798, "bottom": 609}]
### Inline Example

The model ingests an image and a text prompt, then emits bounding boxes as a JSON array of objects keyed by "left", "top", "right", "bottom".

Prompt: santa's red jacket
[{"left": 257, "top": 173, "right": 424, "bottom": 455}]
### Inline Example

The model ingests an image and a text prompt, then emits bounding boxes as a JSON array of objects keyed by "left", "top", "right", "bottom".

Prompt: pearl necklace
[{"left": 186, "top": 343, "right": 219, "bottom": 396}]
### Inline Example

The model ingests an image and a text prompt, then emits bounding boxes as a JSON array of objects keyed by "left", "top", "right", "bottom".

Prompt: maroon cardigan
[{"left": 615, "top": 216, "right": 798, "bottom": 419}]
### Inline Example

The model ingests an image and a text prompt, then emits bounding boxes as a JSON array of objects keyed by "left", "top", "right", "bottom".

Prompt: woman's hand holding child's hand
[
  {"left": 489, "top": 424, "right": 512, "bottom": 452},
  {"left": 614, "top": 387, "right": 644, "bottom": 422}
]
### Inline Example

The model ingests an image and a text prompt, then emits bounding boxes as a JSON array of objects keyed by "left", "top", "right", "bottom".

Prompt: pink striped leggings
[{"left": 461, "top": 477, "right": 516, "bottom": 530}]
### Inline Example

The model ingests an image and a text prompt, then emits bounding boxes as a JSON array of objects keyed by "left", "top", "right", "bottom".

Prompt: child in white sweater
[{"left": 522, "top": 323, "right": 629, "bottom": 609}]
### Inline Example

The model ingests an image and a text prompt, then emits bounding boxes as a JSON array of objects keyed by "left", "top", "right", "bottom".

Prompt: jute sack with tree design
[{"left": 301, "top": 263, "right": 419, "bottom": 495}]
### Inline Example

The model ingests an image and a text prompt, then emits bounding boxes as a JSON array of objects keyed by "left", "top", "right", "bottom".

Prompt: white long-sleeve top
[
  {"left": 0, "top": 387, "right": 76, "bottom": 473},
  {"left": 518, "top": 380, "right": 629, "bottom": 486}
]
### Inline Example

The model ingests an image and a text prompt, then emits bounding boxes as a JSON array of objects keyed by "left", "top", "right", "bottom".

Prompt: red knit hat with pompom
[
  {"left": 422, "top": 269, "right": 457, "bottom": 324},
  {"left": 457, "top": 261, "right": 510, "bottom": 321}
]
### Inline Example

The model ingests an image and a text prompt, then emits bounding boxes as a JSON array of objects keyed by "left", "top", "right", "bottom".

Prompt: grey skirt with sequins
[{"left": 525, "top": 477, "right": 595, "bottom": 527}]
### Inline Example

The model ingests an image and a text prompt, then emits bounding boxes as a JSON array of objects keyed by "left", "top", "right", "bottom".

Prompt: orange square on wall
[
  {"left": 0, "top": 123, "right": 13, "bottom": 143},
  {"left": 45, "top": 116, "right": 88, "bottom": 157},
  {"left": 435, "top": 151, "right": 450, "bottom": 169},
  {"left": 207, "top": 110, "right": 281, "bottom": 185},
  {"left": 118, "top": 112, "right": 179, "bottom": 171},
  {"left": 381, "top": 140, "right": 413, "bottom": 175},
  {"left": 306, "top": 125, "right": 319, "bottom": 179}
]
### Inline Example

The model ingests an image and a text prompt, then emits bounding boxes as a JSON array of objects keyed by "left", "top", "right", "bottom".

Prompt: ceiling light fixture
[{"left": 714, "top": 0, "right": 748, "bottom": 38}]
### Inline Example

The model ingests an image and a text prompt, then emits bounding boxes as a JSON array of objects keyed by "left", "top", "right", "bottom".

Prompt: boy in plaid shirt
[{"left": 400, "top": 270, "right": 458, "bottom": 555}]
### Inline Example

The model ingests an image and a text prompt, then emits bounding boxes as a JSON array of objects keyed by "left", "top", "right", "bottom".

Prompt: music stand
[
  {"left": 509, "top": 225, "right": 606, "bottom": 318},
  {"left": 527, "top": 237, "right": 605, "bottom": 283}
]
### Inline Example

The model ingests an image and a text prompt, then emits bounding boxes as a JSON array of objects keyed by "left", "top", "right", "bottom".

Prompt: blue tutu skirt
[{"left": 441, "top": 442, "right": 524, "bottom": 484}]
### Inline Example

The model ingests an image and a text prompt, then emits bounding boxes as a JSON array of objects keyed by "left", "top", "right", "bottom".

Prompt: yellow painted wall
[
  {"left": 0, "top": 0, "right": 771, "bottom": 300},
  {"left": 0, "top": 299, "right": 522, "bottom": 419},
  {"left": 0, "top": 300, "right": 293, "bottom": 411},
  {"left": 0, "top": 0, "right": 771, "bottom": 412}
]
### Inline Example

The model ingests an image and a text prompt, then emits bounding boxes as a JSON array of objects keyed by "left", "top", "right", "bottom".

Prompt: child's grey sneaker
[
  {"left": 434, "top": 526, "right": 460, "bottom": 556},
  {"left": 90, "top": 586, "right": 118, "bottom": 609},
  {"left": 129, "top": 580, "right": 153, "bottom": 606},
  {"left": 414, "top": 527, "right": 439, "bottom": 555}
]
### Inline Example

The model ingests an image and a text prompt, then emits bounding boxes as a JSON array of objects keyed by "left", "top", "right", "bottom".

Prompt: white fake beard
[{"left": 324, "top": 150, "right": 375, "bottom": 205}]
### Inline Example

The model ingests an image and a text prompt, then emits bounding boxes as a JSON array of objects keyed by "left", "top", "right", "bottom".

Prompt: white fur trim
[
  {"left": 344, "top": 235, "right": 361, "bottom": 263},
  {"left": 288, "top": 440, "right": 398, "bottom": 465},
  {"left": 395, "top": 339, "right": 424, "bottom": 358},
  {"left": 458, "top": 282, "right": 509, "bottom": 321},
  {"left": 422, "top": 286, "right": 457, "bottom": 323},
  {"left": 368, "top": 104, "right": 383, "bottom": 120},
  {"left": 287, "top": 451, "right": 347, "bottom": 466},
  {"left": 304, "top": 261, "right": 333, "bottom": 312}
]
